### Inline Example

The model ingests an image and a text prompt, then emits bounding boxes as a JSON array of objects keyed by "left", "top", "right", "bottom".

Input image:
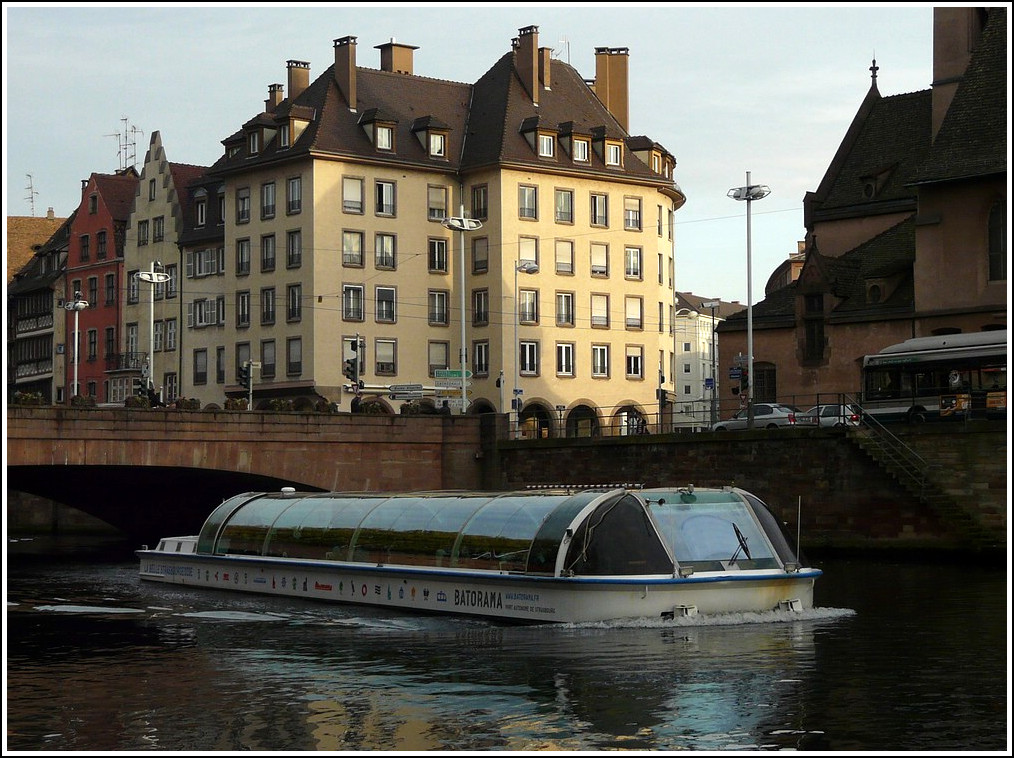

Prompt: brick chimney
[
  {"left": 265, "top": 83, "right": 284, "bottom": 112},
  {"left": 287, "top": 60, "right": 310, "bottom": 101},
  {"left": 538, "top": 46, "right": 552, "bottom": 90},
  {"left": 334, "top": 36, "right": 357, "bottom": 111},
  {"left": 594, "top": 46, "right": 630, "bottom": 132},
  {"left": 376, "top": 38, "right": 418, "bottom": 74},
  {"left": 515, "top": 25, "right": 539, "bottom": 105}
]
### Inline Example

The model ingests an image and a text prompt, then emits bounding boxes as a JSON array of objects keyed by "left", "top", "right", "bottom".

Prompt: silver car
[
  {"left": 710, "top": 403, "right": 800, "bottom": 431},
  {"left": 798, "top": 403, "right": 862, "bottom": 428}
]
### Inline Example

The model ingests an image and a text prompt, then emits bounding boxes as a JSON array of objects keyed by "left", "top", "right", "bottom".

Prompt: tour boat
[{"left": 137, "top": 485, "right": 821, "bottom": 624}]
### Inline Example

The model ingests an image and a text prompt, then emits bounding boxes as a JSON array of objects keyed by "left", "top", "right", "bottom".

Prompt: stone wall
[{"left": 492, "top": 421, "right": 1007, "bottom": 553}]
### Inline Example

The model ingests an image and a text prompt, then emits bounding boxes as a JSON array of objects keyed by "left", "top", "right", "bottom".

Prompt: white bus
[{"left": 861, "top": 330, "right": 1007, "bottom": 422}]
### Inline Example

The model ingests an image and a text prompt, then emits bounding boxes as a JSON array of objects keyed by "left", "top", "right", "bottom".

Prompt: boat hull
[{"left": 137, "top": 550, "right": 819, "bottom": 624}]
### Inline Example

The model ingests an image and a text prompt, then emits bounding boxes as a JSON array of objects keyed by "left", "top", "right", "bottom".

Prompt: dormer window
[
  {"left": 538, "top": 133, "right": 555, "bottom": 158},
  {"left": 279, "top": 124, "right": 290, "bottom": 149},
  {"left": 606, "top": 142, "right": 622, "bottom": 166},
  {"left": 573, "top": 138, "right": 590, "bottom": 162},
  {"left": 652, "top": 153, "right": 661, "bottom": 173},
  {"left": 228, "top": 145, "right": 241, "bottom": 159},
  {"left": 376, "top": 125, "right": 394, "bottom": 151},
  {"left": 429, "top": 133, "right": 446, "bottom": 158},
  {"left": 248, "top": 131, "right": 259, "bottom": 156}
]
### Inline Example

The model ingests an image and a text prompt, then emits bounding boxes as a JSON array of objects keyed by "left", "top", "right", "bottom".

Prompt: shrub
[{"left": 13, "top": 391, "right": 45, "bottom": 406}]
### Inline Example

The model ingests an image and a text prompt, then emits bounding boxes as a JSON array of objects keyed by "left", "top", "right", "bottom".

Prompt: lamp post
[
  {"left": 727, "top": 173, "right": 770, "bottom": 429},
  {"left": 441, "top": 211, "right": 482, "bottom": 414},
  {"left": 513, "top": 260, "right": 539, "bottom": 438},
  {"left": 64, "top": 290, "right": 89, "bottom": 399},
  {"left": 137, "top": 261, "right": 171, "bottom": 397},
  {"left": 702, "top": 299, "right": 720, "bottom": 426}
]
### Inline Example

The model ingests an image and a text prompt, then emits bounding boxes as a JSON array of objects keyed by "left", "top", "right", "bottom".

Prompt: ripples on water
[{"left": 4, "top": 540, "right": 1008, "bottom": 752}]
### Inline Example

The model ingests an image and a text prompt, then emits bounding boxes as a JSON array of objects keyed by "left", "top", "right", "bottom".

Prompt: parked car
[
  {"left": 710, "top": 403, "right": 801, "bottom": 431},
  {"left": 797, "top": 403, "right": 862, "bottom": 428}
]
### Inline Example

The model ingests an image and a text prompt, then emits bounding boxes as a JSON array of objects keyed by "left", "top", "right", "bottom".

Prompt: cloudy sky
[{"left": 3, "top": 3, "right": 937, "bottom": 304}]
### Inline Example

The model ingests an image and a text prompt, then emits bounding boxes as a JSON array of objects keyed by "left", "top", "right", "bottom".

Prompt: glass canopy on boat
[
  {"left": 194, "top": 487, "right": 796, "bottom": 577},
  {"left": 195, "top": 488, "right": 675, "bottom": 576}
]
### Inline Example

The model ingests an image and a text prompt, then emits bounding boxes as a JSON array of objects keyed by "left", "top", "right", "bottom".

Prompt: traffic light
[
  {"left": 133, "top": 377, "right": 145, "bottom": 397},
  {"left": 238, "top": 362, "right": 251, "bottom": 389},
  {"left": 741, "top": 368, "right": 749, "bottom": 390},
  {"left": 344, "top": 336, "right": 363, "bottom": 384}
]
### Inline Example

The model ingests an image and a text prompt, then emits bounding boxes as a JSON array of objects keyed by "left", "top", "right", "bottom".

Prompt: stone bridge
[{"left": 6, "top": 407, "right": 486, "bottom": 542}]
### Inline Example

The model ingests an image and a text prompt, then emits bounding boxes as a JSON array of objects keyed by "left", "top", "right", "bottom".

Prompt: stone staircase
[{"left": 848, "top": 417, "right": 1001, "bottom": 551}]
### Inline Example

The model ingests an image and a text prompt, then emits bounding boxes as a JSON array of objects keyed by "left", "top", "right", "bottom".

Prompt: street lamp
[
  {"left": 727, "top": 173, "right": 770, "bottom": 429},
  {"left": 513, "top": 260, "right": 539, "bottom": 438},
  {"left": 137, "top": 261, "right": 171, "bottom": 399},
  {"left": 441, "top": 212, "right": 483, "bottom": 414},
  {"left": 702, "top": 299, "right": 720, "bottom": 426},
  {"left": 64, "top": 290, "right": 89, "bottom": 399}
]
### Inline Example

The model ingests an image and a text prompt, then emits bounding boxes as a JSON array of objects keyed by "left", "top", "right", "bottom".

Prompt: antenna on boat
[{"left": 796, "top": 495, "right": 802, "bottom": 562}]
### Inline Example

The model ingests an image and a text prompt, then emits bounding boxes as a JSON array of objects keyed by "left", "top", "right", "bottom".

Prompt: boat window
[
  {"left": 352, "top": 495, "right": 490, "bottom": 567},
  {"left": 264, "top": 496, "right": 381, "bottom": 560},
  {"left": 527, "top": 491, "right": 606, "bottom": 574},
  {"left": 216, "top": 495, "right": 296, "bottom": 556},
  {"left": 197, "top": 493, "right": 256, "bottom": 554},
  {"left": 563, "top": 493, "right": 674, "bottom": 576},
  {"left": 456, "top": 494, "right": 565, "bottom": 572},
  {"left": 645, "top": 490, "right": 778, "bottom": 570}
]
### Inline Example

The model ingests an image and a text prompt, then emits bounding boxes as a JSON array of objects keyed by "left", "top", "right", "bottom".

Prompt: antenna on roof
[
  {"left": 553, "top": 36, "right": 570, "bottom": 64},
  {"left": 25, "top": 174, "right": 38, "bottom": 216},
  {"left": 104, "top": 117, "right": 144, "bottom": 172}
]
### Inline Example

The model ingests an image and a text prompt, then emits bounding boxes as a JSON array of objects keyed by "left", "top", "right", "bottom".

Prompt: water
[{"left": 4, "top": 536, "right": 1009, "bottom": 753}]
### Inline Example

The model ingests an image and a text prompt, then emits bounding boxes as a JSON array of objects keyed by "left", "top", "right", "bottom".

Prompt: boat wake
[{"left": 562, "top": 606, "right": 856, "bottom": 630}]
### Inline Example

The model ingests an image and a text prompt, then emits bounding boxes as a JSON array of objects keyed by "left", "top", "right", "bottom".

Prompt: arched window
[{"left": 988, "top": 201, "right": 1006, "bottom": 281}]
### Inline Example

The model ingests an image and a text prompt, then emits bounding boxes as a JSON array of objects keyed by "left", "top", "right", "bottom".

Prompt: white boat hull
[{"left": 137, "top": 550, "right": 818, "bottom": 624}]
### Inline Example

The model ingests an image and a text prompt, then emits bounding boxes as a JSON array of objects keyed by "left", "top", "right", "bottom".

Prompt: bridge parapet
[{"left": 7, "top": 407, "right": 484, "bottom": 492}]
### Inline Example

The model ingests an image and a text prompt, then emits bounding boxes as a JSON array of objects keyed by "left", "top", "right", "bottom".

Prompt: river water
[{"left": 4, "top": 536, "right": 1009, "bottom": 753}]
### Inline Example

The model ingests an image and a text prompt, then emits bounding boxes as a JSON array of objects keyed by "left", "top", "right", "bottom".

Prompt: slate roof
[
  {"left": 817, "top": 89, "right": 931, "bottom": 212},
  {"left": 720, "top": 216, "right": 917, "bottom": 332},
  {"left": 912, "top": 6, "right": 1007, "bottom": 184},
  {"left": 210, "top": 41, "right": 675, "bottom": 191}
]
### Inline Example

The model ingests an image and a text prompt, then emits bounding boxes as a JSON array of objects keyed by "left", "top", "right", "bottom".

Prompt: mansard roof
[
  {"left": 912, "top": 6, "right": 1007, "bottom": 185},
  {"left": 210, "top": 36, "right": 674, "bottom": 190}
]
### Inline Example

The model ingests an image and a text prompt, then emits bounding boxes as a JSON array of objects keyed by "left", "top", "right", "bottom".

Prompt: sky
[{"left": 2, "top": 3, "right": 939, "bottom": 305}]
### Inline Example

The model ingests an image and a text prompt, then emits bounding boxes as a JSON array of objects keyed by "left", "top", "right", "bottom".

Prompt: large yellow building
[{"left": 185, "top": 25, "right": 686, "bottom": 436}]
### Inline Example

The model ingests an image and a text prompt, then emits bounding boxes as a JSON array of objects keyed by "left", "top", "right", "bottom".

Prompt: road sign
[
  {"left": 434, "top": 378, "right": 472, "bottom": 388},
  {"left": 444, "top": 398, "right": 467, "bottom": 409},
  {"left": 390, "top": 392, "right": 424, "bottom": 400},
  {"left": 434, "top": 369, "right": 472, "bottom": 379},
  {"left": 729, "top": 367, "right": 742, "bottom": 379},
  {"left": 389, "top": 384, "right": 424, "bottom": 392}
]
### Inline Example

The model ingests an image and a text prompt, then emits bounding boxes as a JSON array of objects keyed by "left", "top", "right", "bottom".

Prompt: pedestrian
[{"left": 351, "top": 393, "right": 362, "bottom": 413}]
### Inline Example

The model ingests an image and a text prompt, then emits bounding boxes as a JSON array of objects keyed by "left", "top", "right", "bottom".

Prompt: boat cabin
[{"left": 189, "top": 486, "right": 800, "bottom": 578}]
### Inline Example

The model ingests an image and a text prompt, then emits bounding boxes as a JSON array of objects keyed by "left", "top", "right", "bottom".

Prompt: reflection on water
[{"left": 4, "top": 537, "right": 1008, "bottom": 752}]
